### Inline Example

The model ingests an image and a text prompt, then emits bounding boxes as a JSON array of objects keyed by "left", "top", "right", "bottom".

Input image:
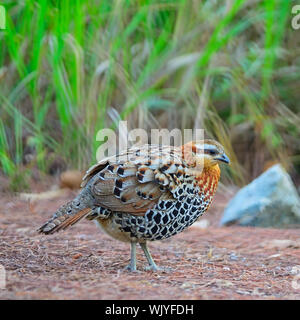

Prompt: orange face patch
[{"left": 195, "top": 164, "right": 220, "bottom": 198}]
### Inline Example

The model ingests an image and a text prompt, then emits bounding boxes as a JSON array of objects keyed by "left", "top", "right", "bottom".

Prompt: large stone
[{"left": 220, "top": 164, "right": 300, "bottom": 228}]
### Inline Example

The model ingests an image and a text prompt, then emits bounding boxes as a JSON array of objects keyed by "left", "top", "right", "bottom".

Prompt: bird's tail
[{"left": 38, "top": 189, "right": 92, "bottom": 235}]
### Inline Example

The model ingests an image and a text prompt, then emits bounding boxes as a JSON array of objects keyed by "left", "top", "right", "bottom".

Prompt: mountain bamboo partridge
[{"left": 38, "top": 140, "right": 230, "bottom": 271}]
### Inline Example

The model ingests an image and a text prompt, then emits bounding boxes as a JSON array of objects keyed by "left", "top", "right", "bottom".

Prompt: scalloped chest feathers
[{"left": 97, "top": 165, "right": 220, "bottom": 242}]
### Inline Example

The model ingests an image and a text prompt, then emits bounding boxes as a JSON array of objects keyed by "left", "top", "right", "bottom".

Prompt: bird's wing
[{"left": 81, "top": 144, "right": 187, "bottom": 216}]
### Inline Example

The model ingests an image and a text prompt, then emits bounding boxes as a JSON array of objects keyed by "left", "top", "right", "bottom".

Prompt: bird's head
[{"left": 182, "top": 139, "right": 230, "bottom": 169}]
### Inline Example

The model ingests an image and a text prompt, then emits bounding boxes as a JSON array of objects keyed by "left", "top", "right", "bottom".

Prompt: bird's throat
[{"left": 195, "top": 164, "right": 220, "bottom": 199}]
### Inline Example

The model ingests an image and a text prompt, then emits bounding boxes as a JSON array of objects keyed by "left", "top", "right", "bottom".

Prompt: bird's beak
[{"left": 215, "top": 153, "right": 230, "bottom": 164}]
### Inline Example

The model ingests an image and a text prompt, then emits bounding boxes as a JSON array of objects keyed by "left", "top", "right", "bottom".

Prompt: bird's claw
[
  {"left": 144, "top": 265, "right": 159, "bottom": 272},
  {"left": 144, "top": 265, "right": 171, "bottom": 273},
  {"left": 124, "top": 264, "right": 139, "bottom": 272}
]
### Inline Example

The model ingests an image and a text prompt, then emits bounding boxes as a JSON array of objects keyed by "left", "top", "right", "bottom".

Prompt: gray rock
[{"left": 220, "top": 164, "right": 300, "bottom": 228}]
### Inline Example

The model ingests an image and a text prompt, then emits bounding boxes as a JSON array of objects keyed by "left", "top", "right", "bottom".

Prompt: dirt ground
[{"left": 0, "top": 181, "right": 300, "bottom": 300}]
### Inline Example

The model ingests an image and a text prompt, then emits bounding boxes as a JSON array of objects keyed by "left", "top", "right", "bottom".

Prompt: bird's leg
[
  {"left": 124, "top": 242, "right": 137, "bottom": 272},
  {"left": 140, "top": 242, "right": 159, "bottom": 271}
]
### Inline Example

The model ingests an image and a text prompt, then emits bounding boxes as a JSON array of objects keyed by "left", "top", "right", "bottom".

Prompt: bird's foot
[
  {"left": 144, "top": 265, "right": 159, "bottom": 272},
  {"left": 124, "top": 264, "right": 139, "bottom": 272},
  {"left": 144, "top": 265, "right": 172, "bottom": 273}
]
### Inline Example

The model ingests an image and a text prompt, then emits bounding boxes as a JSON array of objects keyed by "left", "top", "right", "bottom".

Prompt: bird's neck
[{"left": 195, "top": 164, "right": 221, "bottom": 197}]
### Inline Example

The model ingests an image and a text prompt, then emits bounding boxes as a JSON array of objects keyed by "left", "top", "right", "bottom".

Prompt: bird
[{"left": 38, "top": 139, "right": 230, "bottom": 271}]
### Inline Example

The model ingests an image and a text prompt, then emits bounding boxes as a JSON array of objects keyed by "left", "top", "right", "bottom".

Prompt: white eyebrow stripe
[{"left": 196, "top": 144, "right": 218, "bottom": 151}]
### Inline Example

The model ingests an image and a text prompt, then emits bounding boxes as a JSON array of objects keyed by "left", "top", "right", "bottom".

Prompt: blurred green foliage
[{"left": 0, "top": 0, "right": 299, "bottom": 189}]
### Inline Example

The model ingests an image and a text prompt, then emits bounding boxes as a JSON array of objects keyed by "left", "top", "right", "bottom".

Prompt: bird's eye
[
  {"left": 205, "top": 149, "right": 217, "bottom": 156},
  {"left": 204, "top": 147, "right": 218, "bottom": 156}
]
